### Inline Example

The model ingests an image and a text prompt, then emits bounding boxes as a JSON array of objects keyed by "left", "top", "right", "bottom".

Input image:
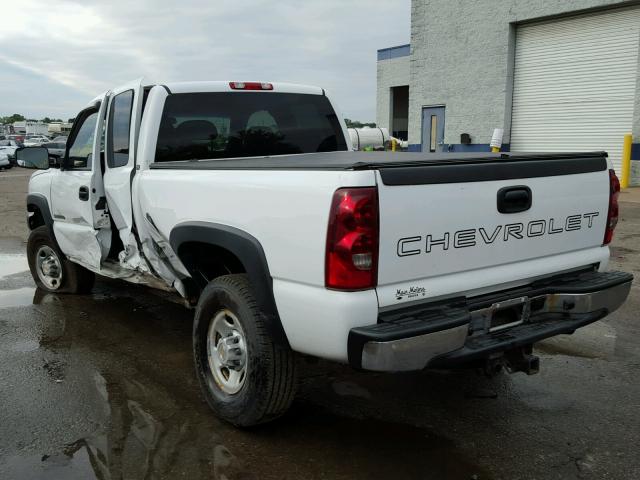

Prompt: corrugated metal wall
[{"left": 510, "top": 7, "right": 640, "bottom": 174}]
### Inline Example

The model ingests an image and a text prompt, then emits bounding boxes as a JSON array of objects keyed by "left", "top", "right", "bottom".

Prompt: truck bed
[{"left": 142, "top": 148, "right": 612, "bottom": 311}]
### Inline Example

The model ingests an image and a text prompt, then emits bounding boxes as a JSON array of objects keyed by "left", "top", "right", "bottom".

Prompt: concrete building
[{"left": 377, "top": 0, "right": 640, "bottom": 177}]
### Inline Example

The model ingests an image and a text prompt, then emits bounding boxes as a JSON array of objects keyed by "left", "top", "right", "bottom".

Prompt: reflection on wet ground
[
  {"left": 0, "top": 287, "right": 37, "bottom": 309},
  {"left": 1, "top": 250, "right": 640, "bottom": 479},
  {"left": 0, "top": 253, "right": 29, "bottom": 279},
  {"left": 0, "top": 280, "right": 485, "bottom": 479}
]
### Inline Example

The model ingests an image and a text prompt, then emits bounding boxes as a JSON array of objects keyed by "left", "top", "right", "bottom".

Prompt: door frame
[
  {"left": 103, "top": 78, "right": 146, "bottom": 251},
  {"left": 420, "top": 104, "right": 446, "bottom": 153}
]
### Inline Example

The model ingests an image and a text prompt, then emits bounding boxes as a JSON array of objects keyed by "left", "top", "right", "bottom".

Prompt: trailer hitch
[{"left": 504, "top": 345, "right": 540, "bottom": 375}]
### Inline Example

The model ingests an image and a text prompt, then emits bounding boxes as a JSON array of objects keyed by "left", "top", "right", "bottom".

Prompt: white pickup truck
[{"left": 17, "top": 79, "right": 632, "bottom": 426}]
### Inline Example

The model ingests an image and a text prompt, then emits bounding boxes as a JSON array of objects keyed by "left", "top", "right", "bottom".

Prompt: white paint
[
  {"left": 102, "top": 78, "right": 155, "bottom": 275},
  {"left": 135, "top": 168, "right": 375, "bottom": 286},
  {"left": 49, "top": 93, "right": 111, "bottom": 269},
  {"left": 53, "top": 222, "right": 103, "bottom": 269},
  {"left": 375, "top": 169, "right": 610, "bottom": 306},
  {"left": 273, "top": 279, "right": 378, "bottom": 361}
]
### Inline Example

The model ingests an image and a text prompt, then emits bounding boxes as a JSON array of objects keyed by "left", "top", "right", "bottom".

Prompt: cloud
[{"left": 0, "top": 0, "right": 409, "bottom": 120}]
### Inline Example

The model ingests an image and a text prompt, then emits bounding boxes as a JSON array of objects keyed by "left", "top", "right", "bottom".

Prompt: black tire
[
  {"left": 27, "top": 225, "right": 95, "bottom": 294},
  {"left": 193, "top": 274, "right": 297, "bottom": 427}
]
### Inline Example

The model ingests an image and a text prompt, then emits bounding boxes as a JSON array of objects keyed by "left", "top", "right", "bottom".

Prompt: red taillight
[
  {"left": 604, "top": 169, "right": 620, "bottom": 245},
  {"left": 229, "top": 82, "right": 273, "bottom": 90},
  {"left": 325, "top": 187, "right": 379, "bottom": 290}
]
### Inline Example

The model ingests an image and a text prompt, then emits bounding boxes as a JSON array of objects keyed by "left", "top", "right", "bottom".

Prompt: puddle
[
  {"left": 1, "top": 451, "right": 98, "bottom": 480},
  {"left": 0, "top": 279, "right": 487, "bottom": 480},
  {"left": 4, "top": 405, "right": 484, "bottom": 480},
  {"left": 0, "top": 287, "right": 36, "bottom": 308},
  {"left": 9, "top": 339, "right": 39, "bottom": 353},
  {"left": 0, "top": 254, "right": 29, "bottom": 279}
]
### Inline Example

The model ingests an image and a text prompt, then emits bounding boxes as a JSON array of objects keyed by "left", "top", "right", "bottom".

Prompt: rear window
[{"left": 154, "top": 92, "right": 347, "bottom": 162}]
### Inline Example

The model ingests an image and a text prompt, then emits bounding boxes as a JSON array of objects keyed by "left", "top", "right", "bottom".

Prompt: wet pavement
[{"left": 1, "top": 168, "right": 640, "bottom": 479}]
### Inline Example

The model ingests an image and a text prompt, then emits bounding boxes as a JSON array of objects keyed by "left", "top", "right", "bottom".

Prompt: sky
[{"left": 0, "top": 0, "right": 410, "bottom": 122}]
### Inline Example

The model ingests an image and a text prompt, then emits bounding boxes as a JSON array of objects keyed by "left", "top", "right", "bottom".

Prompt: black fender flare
[
  {"left": 170, "top": 221, "right": 289, "bottom": 347},
  {"left": 26, "top": 193, "right": 54, "bottom": 235}
]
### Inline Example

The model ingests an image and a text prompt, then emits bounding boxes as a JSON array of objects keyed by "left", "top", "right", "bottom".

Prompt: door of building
[{"left": 421, "top": 106, "right": 445, "bottom": 153}]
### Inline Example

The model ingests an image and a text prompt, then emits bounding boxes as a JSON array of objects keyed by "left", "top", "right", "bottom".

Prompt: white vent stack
[{"left": 348, "top": 127, "right": 409, "bottom": 151}]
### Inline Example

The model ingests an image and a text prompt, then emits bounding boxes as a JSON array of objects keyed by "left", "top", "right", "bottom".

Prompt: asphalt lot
[{"left": 1, "top": 167, "right": 639, "bottom": 479}]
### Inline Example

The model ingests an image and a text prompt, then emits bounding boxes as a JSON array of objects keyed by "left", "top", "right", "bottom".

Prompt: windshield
[{"left": 155, "top": 92, "right": 347, "bottom": 162}]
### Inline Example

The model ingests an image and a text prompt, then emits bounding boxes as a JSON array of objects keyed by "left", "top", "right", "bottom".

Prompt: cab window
[
  {"left": 108, "top": 90, "right": 134, "bottom": 168},
  {"left": 67, "top": 112, "right": 98, "bottom": 169},
  {"left": 155, "top": 92, "right": 347, "bottom": 162}
]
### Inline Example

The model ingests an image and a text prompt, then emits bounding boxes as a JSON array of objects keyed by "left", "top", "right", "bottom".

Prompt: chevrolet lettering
[{"left": 398, "top": 212, "right": 601, "bottom": 256}]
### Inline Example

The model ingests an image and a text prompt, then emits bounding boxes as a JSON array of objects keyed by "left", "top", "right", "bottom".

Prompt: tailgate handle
[{"left": 497, "top": 186, "right": 531, "bottom": 214}]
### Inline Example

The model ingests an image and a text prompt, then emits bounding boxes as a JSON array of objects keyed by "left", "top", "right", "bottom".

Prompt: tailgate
[{"left": 375, "top": 153, "right": 611, "bottom": 308}]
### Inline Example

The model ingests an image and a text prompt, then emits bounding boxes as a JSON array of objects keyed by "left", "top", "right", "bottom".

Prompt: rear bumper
[{"left": 348, "top": 270, "right": 632, "bottom": 372}]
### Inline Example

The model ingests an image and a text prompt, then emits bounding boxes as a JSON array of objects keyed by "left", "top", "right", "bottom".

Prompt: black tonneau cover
[{"left": 149, "top": 151, "right": 608, "bottom": 185}]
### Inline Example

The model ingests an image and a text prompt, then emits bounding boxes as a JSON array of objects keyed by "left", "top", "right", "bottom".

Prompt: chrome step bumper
[{"left": 348, "top": 270, "right": 632, "bottom": 372}]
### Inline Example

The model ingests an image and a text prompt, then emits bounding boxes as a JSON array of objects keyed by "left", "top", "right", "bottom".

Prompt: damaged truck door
[
  {"left": 102, "top": 78, "right": 148, "bottom": 271},
  {"left": 50, "top": 93, "right": 111, "bottom": 270}
]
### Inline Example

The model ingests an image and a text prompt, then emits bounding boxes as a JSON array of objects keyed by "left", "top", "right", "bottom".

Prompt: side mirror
[{"left": 16, "top": 147, "right": 49, "bottom": 170}]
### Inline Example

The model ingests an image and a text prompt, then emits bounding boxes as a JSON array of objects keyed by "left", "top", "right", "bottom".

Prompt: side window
[
  {"left": 108, "top": 90, "right": 134, "bottom": 168},
  {"left": 67, "top": 112, "right": 98, "bottom": 169}
]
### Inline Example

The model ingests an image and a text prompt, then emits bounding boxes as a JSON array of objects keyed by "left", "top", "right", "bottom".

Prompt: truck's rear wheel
[
  {"left": 193, "top": 274, "right": 297, "bottom": 427},
  {"left": 27, "top": 226, "right": 95, "bottom": 294}
]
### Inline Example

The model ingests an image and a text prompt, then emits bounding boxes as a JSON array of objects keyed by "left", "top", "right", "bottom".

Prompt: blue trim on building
[
  {"left": 406, "top": 144, "right": 510, "bottom": 153},
  {"left": 444, "top": 143, "right": 511, "bottom": 152},
  {"left": 631, "top": 142, "right": 640, "bottom": 160},
  {"left": 377, "top": 44, "right": 410, "bottom": 61}
]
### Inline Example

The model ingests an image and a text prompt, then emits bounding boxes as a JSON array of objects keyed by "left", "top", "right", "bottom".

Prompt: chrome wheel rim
[
  {"left": 207, "top": 309, "right": 247, "bottom": 395},
  {"left": 36, "top": 245, "right": 62, "bottom": 290}
]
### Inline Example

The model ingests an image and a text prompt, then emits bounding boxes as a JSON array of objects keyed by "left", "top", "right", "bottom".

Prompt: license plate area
[{"left": 471, "top": 297, "right": 532, "bottom": 334}]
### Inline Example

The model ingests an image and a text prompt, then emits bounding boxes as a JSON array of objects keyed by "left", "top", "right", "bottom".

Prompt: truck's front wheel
[
  {"left": 193, "top": 274, "right": 297, "bottom": 427},
  {"left": 27, "top": 226, "right": 95, "bottom": 294}
]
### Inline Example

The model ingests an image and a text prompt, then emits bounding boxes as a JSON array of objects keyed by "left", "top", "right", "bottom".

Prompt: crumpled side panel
[{"left": 53, "top": 223, "right": 103, "bottom": 271}]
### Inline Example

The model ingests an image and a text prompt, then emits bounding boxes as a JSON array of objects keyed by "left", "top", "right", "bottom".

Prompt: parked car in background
[
  {"left": 52, "top": 136, "right": 68, "bottom": 143},
  {"left": 42, "top": 141, "right": 66, "bottom": 165},
  {"left": 0, "top": 140, "right": 21, "bottom": 165},
  {"left": 0, "top": 152, "right": 10, "bottom": 169},
  {"left": 24, "top": 136, "right": 49, "bottom": 147},
  {"left": 8, "top": 134, "right": 24, "bottom": 144}
]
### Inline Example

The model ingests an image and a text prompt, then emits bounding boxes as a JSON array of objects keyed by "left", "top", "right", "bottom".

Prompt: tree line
[
  {"left": 2, "top": 113, "right": 371, "bottom": 128},
  {"left": 1, "top": 114, "right": 75, "bottom": 124},
  {"left": 344, "top": 119, "right": 376, "bottom": 128}
]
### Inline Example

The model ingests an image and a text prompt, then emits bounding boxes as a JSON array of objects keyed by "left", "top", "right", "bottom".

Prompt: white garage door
[{"left": 511, "top": 7, "right": 640, "bottom": 174}]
